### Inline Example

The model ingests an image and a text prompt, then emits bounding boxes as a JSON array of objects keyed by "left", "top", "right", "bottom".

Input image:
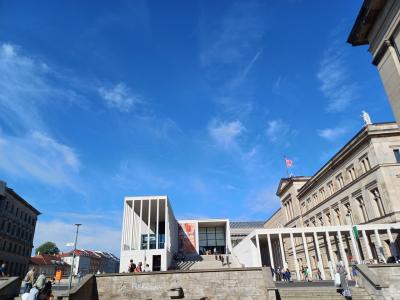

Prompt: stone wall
[
  {"left": 0, "top": 277, "right": 21, "bottom": 300},
  {"left": 356, "top": 264, "right": 400, "bottom": 299},
  {"left": 95, "top": 267, "right": 274, "bottom": 300}
]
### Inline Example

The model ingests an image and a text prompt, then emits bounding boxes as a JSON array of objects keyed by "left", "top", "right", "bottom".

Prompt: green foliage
[{"left": 35, "top": 241, "right": 60, "bottom": 255}]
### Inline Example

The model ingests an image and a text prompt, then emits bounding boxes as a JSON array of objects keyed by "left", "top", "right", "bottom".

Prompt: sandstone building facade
[
  {"left": 259, "top": 122, "right": 400, "bottom": 279},
  {"left": 348, "top": 0, "right": 400, "bottom": 124},
  {"left": 0, "top": 181, "right": 40, "bottom": 277}
]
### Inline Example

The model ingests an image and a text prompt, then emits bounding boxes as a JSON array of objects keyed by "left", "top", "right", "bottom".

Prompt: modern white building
[{"left": 119, "top": 196, "right": 235, "bottom": 272}]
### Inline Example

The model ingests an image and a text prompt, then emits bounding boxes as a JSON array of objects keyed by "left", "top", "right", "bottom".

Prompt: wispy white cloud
[
  {"left": 0, "top": 43, "right": 50, "bottom": 133},
  {"left": 317, "top": 40, "right": 358, "bottom": 112},
  {"left": 199, "top": 2, "right": 266, "bottom": 118},
  {"left": 208, "top": 120, "right": 245, "bottom": 148},
  {"left": 265, "top": 119, "right": 291, "bottom": 143},
  {"left": 200, "top": 2, "right": 265, "bottom": 68},
  {"left": 236, "top": 185, "right": 280, "bottom": 220},
  {"left": 318, "top": 126, "right": 348, "bottom": 141},
  {"left": 0, "top": 131, "right": 81, "bottom": 189},
  {"left": 112, "top": 161, "right": 173, "bottom": 192},
  {"left": 99, "top": 83, "right": 142, "bottom": 112},
  {"left": 0, "top": 43, "right": 82, "bottom": 189}
]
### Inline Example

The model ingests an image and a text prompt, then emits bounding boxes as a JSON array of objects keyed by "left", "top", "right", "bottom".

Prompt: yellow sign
[{"left": 55, "top": 270, "right": 62, "bottom": 281}]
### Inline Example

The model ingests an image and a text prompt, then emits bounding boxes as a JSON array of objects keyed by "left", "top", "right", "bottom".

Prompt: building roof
[
  {"left": 30, "top": 254, "right": 67, "bottom": 266},
  {"left": 276, "top": 176, "right": 311, "bottom": 196},
  {"left": 5, "top": 186, "right": 41, "bottom": 215},
  {"left": 347, "top": 0, "right": 386, "bottom": 46},
  {"left": 61, "top": 249, "right": 119, "bottom": 260},
  {"left": 229, "top": 221, "right": 265, "bottom": 229}
]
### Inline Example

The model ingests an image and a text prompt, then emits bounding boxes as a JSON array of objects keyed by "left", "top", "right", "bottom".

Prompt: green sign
[{"left": 352, "top": 226, "right": 359, "bottom": 238}]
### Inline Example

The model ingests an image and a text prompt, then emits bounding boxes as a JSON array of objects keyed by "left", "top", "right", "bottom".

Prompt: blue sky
[{"left": 0, "top": 0, "right": 394, "bottom": 256}]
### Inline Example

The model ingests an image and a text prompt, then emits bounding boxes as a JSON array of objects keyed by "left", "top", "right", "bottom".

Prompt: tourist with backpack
[{"left": 128, "top": 260, "right": 136, "bottom": 273}]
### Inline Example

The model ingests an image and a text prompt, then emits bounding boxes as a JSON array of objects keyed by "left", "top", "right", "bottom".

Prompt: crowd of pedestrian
[
  {"left": 216, "top": 254, "right": 230, "bottom": 267},
  {"left": 20, "top": 267, "right": 54, "bottom": 300},
  {"left": 127, "top": 260, "right": 151, "bottom": 273},
  {"left": 271, "top": 266, "right": 292, "bottom": 281}
]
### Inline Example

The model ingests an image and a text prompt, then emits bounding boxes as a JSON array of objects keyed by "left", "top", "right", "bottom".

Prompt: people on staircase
[{"left": 336, "top": 261, "right": 352, "bottom": 299}]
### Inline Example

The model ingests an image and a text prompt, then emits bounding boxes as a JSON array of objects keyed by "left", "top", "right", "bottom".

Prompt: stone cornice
[{"left": 297, "top": 123, "right": 399, "bottom": 199}]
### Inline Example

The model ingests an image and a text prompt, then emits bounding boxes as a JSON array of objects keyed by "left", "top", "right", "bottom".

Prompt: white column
[
  {"left": 290, "top": 233, "right": 300, "bottom": 280},
  {"left": 147, "top": 200, "right": 151, "bottom": 250},
  {"left": 301, "top": 232, "right": 312, "bottom": 273},
  {"left": 156, "top": 199, "right": 159, "bottom": 250},
  {"left": 362, "top": 230, "right": 373, "bottom": 260},
  {"left": 139, "top": 199, "right": 143, "bottom": 250},
  {"left": 121, "top": 201, "right": 127, "bottom": 251},
  {"left": 313, "top": 231, "right": 325, "bottom": 280},
  {"left": 165, "top": 198, "right": 169, "bottom": 250},
  {"left": 349, "top": 229, "right": 361, "bottom": 263},
  {"left": 128, "top": 201, "right": 133, "bottom": 250},
  {"left": 279, "top": 233, "right": 286, "bottom": 268},
  {"left": 325, "top": 231, "right": 335, "bottom": 279},
  {"left": 387, "top": 228, "right": 398, "bottom": 257},
  {"left": 255, "top": 234, "right": 262, "bottom": 267},
  {"left": 337, "top": 230, "right": 351, "bottom": 279},
  {"left": 267, "top": 234, "right": 275, "bottom": 280},
  {"left": 374, "top": 229, "right": 385, "bottom": 262}
]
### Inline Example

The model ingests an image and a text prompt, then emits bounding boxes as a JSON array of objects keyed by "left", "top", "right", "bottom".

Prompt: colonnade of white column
[
  {"left": 121, "top": 198, "right": 167, "bottom": 252},
  {"left": 257, "top": 223, "right": 399, "bottom": 281}
]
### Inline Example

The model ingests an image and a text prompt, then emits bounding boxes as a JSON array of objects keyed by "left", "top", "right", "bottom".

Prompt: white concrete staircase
[{"left": 173, "top": 254, "right": 241, "bottom": 270}]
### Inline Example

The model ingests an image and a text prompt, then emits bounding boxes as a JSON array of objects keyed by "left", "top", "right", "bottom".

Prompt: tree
[{"left": 35, "top": 241, "right": 60, "bottom": 255}]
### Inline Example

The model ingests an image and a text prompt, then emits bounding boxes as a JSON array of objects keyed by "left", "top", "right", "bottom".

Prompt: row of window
[
  {"left": 0, "top": 219, "right": 34, "bottom": 242},
  {"left": 300, "top": 155, "right": 372, "bottom": 216},
  {"left": 0, "top": 198, "right": 36, "bottom": 226},
  {"left": 0, "top": 239, "right": 31, "bottom": 257},
  {"left": 304, "top": 187, "right": 385, "bottom": 227}
]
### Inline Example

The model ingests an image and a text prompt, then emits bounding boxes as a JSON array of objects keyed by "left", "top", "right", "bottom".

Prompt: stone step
[{"left": 278, "top": 287, "right": 372, "bottom": 300}]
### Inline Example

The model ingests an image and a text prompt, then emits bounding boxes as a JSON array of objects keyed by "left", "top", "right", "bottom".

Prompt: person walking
[
  {"left": 336, "top": 261, "right": 351, "bottom": 299},
  {"left": 0, "top": 263, "right": 6, "bottom": 277},
  {"left": 35, "top": 271, "right": 47, "bottom": 291},
  {"left": 317, "top": 268, "right": 323, "bottom": 280},
  {"left": 23, "top": 267, "right": 37, "bottom": 294},
  {"left": 285, "top": 268, "right": 291, "bottom": 282}
]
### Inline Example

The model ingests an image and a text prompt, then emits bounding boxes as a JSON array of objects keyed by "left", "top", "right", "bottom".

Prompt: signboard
[
  {"left": 55, "top": 270, "right": 62, "bottom": 282},
  {"left": 352, "top": 226, "right": 359, "bottom": 239},
  {"left": 178, "top": 223, "right": 196, "bottom": 254}
]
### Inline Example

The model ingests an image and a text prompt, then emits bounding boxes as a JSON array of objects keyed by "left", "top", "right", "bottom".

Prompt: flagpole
[{"left": 284, "top": 156, "right": 289, "bottom": 177}]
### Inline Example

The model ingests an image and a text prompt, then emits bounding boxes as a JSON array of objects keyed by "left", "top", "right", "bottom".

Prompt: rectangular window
[
  {"left": 394, "top": 149, "right": 400, "bottom": 163},
  {"left": 360, "top": 156, "right": 371, "bottom": 173},
  {"left": 327, "top": 182, "right": 334, "bottom": 195},
  {"left": 347, "top": 165, "right": 356, "bottom": 181},
  {"left": 336, "top": 174, "right": 344, "bottom": 189}
]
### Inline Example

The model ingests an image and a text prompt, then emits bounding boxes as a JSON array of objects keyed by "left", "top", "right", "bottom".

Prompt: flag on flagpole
[
  {"left": 66, "top": 242, "right": 75, "bottom": 247},
  {"left": 285, "top": 157, "right": 293, "bottom": 168}
]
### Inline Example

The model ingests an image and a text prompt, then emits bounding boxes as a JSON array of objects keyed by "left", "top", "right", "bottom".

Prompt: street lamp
[{"left": 68, "top": 223, "right": 82, "bottom": 290}]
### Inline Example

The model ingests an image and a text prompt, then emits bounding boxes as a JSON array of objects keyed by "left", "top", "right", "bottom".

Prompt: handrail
[{"left": 354, "top": 264, "right": 388, "bottom": 289}]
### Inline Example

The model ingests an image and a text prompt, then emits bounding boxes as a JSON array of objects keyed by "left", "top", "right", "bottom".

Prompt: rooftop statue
[{"left": 361, "top": 110, "right": 372, "bottom": 125}]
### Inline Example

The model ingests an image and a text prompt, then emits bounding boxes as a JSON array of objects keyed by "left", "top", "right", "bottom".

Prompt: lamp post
[{"left": 68, "top": 223, "right": 82, "bottom": 290}]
